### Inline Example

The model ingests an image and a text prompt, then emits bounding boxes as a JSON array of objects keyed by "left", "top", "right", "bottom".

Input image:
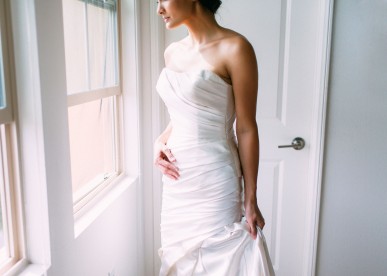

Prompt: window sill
[
  {"left": 73, "top": 174, "right": 139, "bottom": 238},
  {"left": 4, "top": 259, "right": 48, "bottom": 276}
]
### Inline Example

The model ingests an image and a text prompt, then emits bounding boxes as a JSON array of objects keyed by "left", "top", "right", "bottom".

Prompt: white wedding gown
[{"left": 156, "top": 67, "right": 275, "bottom": 276}]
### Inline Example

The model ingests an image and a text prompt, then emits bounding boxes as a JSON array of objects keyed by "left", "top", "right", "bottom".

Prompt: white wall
[
  {"left": 9, "top": 0, "right": 144, "bottom": 275},
  {"left": 316, "top": 1, "right": 387, "bottom": 275}
]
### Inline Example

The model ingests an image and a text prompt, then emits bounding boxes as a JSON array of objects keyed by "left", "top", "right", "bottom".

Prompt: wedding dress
[{"left": 156, "top": 67, "right": 275, "bottom": 276}]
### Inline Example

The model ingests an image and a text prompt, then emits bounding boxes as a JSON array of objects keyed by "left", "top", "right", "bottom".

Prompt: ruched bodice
[
  {"left": 157, "top": 68, "right": 236, "bottom": 141},
  {"left": 156, "top": 68, "right": 274, "bottom": 276}
]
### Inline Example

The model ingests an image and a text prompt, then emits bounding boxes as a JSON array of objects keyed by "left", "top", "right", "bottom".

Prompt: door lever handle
[{"left": 278, "top": 137, "right": 305, "bottom": 150}]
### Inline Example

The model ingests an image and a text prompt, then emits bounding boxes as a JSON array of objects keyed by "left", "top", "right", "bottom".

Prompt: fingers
[
  {"left": 153, "top": 144, "right": 180, "bottom": 180},
  {"left": 246, "top": 216, "right": 265, "bottom": 240},
  {"left": 162, "top": 146, "right": 176, "bottom": 162},
  {"left": 249, "top": 220, "right": 258, "bottom": 239},
  {"left": 257, "top": 219, "right": 265, "bottom": 230},
  {"left": 155, "top": 156, "right": 180, "bottom": 180}
]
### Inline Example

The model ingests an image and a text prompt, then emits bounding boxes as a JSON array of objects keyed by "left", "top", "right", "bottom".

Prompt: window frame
[
  {"left": 0, "top": 0, "right": 140, "bottom": 272},
  {"left": 0, "top": 125, "right": 23, "bottom": 275},
  {"left": 63, "top": 0, "right": 124, "bottom": 214},
  {"left": 0, "top": 0, "right": 25, "bottom": 274}
]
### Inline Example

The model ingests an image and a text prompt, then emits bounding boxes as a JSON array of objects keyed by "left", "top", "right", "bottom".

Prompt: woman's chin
[{"left": 165, "top": 22, "right": 180, "bottom": 30}]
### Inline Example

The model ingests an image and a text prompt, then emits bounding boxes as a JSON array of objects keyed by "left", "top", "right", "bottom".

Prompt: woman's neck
[{"left": 184, "top": 6, "right": 221, "bottom": 47}]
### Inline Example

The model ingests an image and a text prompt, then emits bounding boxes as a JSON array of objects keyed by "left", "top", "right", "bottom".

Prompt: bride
[{"left": 154, "top": 0, "right": 274, "bottom": 275}]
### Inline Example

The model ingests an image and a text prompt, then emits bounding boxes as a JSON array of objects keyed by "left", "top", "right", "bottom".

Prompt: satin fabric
[{"left": 156, "top": 68, "right": 275, "bottom": 276}]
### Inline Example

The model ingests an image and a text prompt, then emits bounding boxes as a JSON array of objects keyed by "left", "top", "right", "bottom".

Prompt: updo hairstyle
[{"left": 198, "top": 0, "right": 222, "bottom": 14}]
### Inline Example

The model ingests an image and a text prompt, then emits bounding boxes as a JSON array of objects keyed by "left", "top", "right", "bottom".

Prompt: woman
[{"left": 154, "top": 0, "right": 274, "bottom": 275}]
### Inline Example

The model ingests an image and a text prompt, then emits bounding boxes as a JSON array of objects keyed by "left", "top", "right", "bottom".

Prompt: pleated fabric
[{"left": 156, "top": 68, "right": 275, "bottom": 276}]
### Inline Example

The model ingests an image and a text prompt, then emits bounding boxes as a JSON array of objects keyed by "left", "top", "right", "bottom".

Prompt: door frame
[
  {"left": 148, "top": 0, "right": 335, "bottom": 275},
  {"left": 302, "top": 0, "right": 334, "bottom": 275}
]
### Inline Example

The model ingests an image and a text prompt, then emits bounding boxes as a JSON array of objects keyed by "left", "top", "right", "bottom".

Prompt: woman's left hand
[{"left": 244, "top": 199, "right": 265, "bottom": 240}]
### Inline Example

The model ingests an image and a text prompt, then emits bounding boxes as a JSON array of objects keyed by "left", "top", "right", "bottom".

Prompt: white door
[{"left": 217, "top": 1, "right": 327, "bottom": 275}]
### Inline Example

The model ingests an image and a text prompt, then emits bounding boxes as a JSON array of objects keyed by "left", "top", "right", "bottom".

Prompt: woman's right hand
[{"left": 154, "top": 140, "right": 179, "bottom": 180}]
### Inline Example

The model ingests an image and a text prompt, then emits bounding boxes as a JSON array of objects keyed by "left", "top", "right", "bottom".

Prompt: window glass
[
  {"left": 68, "top": 96, "right": 117, "bottom": 199},
  {"left": 63, "top": 0, "right": 118, "bottom": 94},
  {"left": 62, "top": 0, "right": 88, "bottom": 93},
  {"left": 0, "top": 31, "right": 5, "bottom": 109},
  {"left": 87, "top": 2, "right": 118, "bottom": 90}
]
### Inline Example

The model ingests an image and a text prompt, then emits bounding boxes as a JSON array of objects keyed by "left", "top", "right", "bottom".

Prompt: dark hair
[{"left": 198, "top": 0, "right": 222, "bottom": 14}]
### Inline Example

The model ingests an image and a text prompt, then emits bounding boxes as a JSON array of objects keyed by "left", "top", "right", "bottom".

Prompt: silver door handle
[{"left": 278, "top": 137, "right": 305, "bottom": 150}]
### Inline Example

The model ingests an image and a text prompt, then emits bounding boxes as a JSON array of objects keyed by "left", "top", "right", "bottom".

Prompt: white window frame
[
  {"left": 64, "top": 0, "right": 125, "bottom": 214},
  {"left": 69, "top": 0, "right": 141, "bottom": 238},
  {"left": 0, "top": 125, "right": 24, "bottom": 275},
  {"left": 0, "top": 0, "right": 25, "bottom": 274},
  {"left": 4, "top": 0, "right": 141, "bottom": 274}
]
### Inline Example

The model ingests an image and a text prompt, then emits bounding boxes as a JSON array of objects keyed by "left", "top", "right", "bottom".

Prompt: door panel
[{"left": 218, "top": 1, "right": 321, "bottom": 274}]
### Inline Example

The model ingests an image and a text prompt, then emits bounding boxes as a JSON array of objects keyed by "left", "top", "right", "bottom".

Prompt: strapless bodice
[{"left": 156, "top": 68, "right": 235, "bottom": 142}]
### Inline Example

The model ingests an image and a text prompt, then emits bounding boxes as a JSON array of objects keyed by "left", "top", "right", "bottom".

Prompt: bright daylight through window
[{"left": 62, "top": 0, "right": 121, "bottom": 212}]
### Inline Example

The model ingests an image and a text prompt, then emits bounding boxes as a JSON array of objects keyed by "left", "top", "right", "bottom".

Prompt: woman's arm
[
  {"left": 226, "top": 36, "right": 264, "bottom": 239},
  {"left": 154, "top": 122, "right": 179, "bottom": 180}
]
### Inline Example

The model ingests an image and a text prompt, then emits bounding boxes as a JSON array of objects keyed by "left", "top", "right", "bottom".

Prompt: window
[
  {"left": 0, "top": 0, "right": 24, "bottom": 274},
  {"left": 0, "top": 0, "right": 12, "bottom": 123},
  {"left": 62, "top": 0, "right": 122, "bottom": 213}
]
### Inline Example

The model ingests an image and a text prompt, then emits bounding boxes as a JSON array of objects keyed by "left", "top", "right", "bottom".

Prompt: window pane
[
  {"left": 63, "top": 0, "right": 119, "bottom": 94},
  {"left": 87, "top": 2, "right": 119, "bottom": 90},
  {"left": 68, "top": 97, "right": 117, "bottom": 197},
  {"left": 62, "top": 0, "right": 89, "bottom": 93},
  {"left": 0, "top": 31, "right": 5, "bottom": 109}
]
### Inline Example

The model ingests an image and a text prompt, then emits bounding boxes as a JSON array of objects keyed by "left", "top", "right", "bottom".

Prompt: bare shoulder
[
  {"left": 216, "top": 29, "right": 257, "bottom": 78},
  {"left": 164, "top": 37, "right": 190, "bottom": 66},
  {"left": 219, "top": 29, "right": 256, "bottom": 61},
  {"left": 164, "top": 42, "right": 179, "bottom": 65}
]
